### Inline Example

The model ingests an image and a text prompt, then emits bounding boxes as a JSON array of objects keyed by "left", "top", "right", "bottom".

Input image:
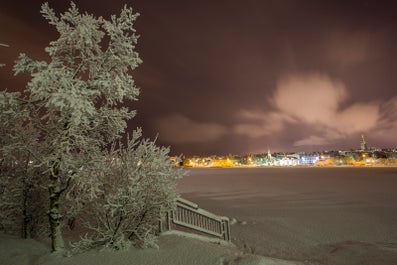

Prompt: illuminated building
[{"left": 360, "top": 134, "right": 368, "bottom": 151}]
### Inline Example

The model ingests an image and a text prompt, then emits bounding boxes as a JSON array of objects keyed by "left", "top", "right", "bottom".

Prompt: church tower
[{"left": 360, "top": 134, "right": 368, "bottom": 151}]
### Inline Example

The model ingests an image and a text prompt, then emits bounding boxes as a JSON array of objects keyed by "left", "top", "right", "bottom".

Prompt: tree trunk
[
  {"left": 22, "top": 187, "right": 31, "bottom": 239},
  {"left": 48, "top": 163, "right": 65, "bottom": 252},
  {"left": 22, "top": 154, "right": 31, "bottom": 239}
]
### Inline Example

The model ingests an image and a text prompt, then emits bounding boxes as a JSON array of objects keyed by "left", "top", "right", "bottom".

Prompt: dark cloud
[
  {"left": 1, "top": 0, "right": 397, "bottom": 155},
  {"left": 154, "top": 114, "right": 227, "bottom": 144}
]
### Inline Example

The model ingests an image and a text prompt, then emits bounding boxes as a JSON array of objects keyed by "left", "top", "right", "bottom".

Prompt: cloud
[
  {"left": 379, "top": 97, "right": 397, "bottom": 127},
  {"left": 334, "top": 103, "right": 379, "bottom": 134},
  {"left": 273, "top": 73, "right": 348, "bottom": 124},
  {"left": 293, "top": 135, "right": 330, "bottom": 147},
  {"left": 274, "top": 74, "right": 380, "bottom": 134},
  {"left": 153, "top": 114, "right": 227, "bottom": 144},
  {"left": 234, "top": 73, "right": 384, "bottom": 148},
  {"left": 234, "top": 110, "right": 294, "bottom": 137},
  {"left": 373, "top": 97, "right": 397, "bottom": 143},
  {"left": 275, "top": 74, "right": 381, "bottom": 136}
]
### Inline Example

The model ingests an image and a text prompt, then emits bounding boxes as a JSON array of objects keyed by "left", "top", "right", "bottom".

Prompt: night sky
[{"left": 1, "top": 0, "right": 397, "bottom": 156}]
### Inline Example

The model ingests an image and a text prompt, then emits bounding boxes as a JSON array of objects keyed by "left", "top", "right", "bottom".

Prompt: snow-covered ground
[
  {"left": 179, "top": 167, "right": 397, "bottom": 265},
  {"left": 0, "top": 231, "right": 303, "bottom": 265},
  {"left": 1, "top": 167, "right": 396, "bottom": 265}
]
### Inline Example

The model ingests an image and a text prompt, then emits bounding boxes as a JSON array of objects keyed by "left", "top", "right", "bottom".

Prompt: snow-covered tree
[
  {"left": 9, "top": 2, "right": 142, "bottom": 252},
  {"left": 72, "top": 129, "right": 183, "bottom": 251},
  {"left": 0, "top": 92, "right": 47, "bottom": 238}
]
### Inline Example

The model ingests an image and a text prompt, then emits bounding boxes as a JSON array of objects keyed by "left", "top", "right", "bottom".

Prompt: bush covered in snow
[{"left": 72, "top": 129, "right": 184, "bottom": 251}]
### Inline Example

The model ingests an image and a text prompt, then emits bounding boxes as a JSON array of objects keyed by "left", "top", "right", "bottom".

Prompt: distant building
[
  {"left": 277, "top": 156, "right": 299, "bottom": 166},
  {"left": 360, "top": 134, "right": 368, "bottom": 151},
  {"left": 299, "top": 154, "right": 320, "bottom": 165}
]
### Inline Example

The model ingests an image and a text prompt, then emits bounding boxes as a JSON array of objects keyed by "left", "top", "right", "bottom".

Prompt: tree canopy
[{"left": 1, "top": 2, "right": 182, "bottom": 253}]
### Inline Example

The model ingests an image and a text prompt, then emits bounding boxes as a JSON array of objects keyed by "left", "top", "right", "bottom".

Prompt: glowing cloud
[
  {"left": 274, "top": 74, "right": 380, "bottom": 134},
  {"left": 273, "top": 73, "right": 347, "bottom": 124},
  {"left": 334, "top": 103, "right": 379, "bottom": 134},
  {"left": 234, "top": 73, "right": 383, "bottom": 149}
]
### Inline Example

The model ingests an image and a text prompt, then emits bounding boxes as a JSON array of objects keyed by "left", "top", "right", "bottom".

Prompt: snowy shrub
[
  {"left": 0, "top": 93, "right": 48, "bottom": 238},
  {"left": 0, "top": 165, "right": 48, "bottom": 238},
  {"left": 72, "top": 129, "right": 184, "bottom": 251},
  {"left": 0, "top": 148, "right": 49, "bottom": 238}
]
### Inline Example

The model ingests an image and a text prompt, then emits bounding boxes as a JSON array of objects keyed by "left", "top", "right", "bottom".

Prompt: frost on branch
[
  {"left": 0, "top": 92, "right": 48, "bottom": 238},
  {"left": 9, "top": 2, "right": 143, "bottom": 252},
  {"left": 72, "top": 129, "right": 185, "bottom": 251}
]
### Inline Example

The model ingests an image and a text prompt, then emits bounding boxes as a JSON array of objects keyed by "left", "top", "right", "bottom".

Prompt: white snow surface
[
  {"left": 178, "top": 167, "right": 397, "bottom": 265},
  {"left": 2, "top": 167, "right": 397, "bottom": 265},
  {"left": 0, "top": 231, "right": 302, "bottom": 265}
]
